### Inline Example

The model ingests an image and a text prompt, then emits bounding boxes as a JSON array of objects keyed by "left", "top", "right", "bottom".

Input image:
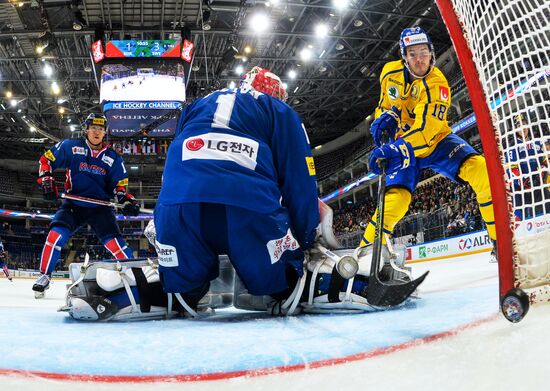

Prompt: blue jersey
[
  {"left": 158, "top": 87, "right": 319, "bottom": 248},
  {"left": 41, "top": 139, "right": 128, "bottom": 207},
  {"left": 505, "top": 136, "right": 544, "bottom": 190}
]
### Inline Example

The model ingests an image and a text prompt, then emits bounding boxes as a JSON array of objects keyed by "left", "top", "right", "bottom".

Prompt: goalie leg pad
[
  {"left": 301, "top": 256, "right": 373, "bottom": 313},
  {"left": 301, "top": 246, "right": 414, "bottom": 313},
  {"left": 95, "top": 265, "right": 159, "bottom": 292},
  {"left": 69, "top": 296, "right": 120, "bottom": 321},
  {"left": 67, "top": 257, "right": 233, "bottom": 321}
]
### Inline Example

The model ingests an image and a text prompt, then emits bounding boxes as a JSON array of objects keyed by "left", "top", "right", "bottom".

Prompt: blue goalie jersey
[
  {"left": 158, "top": 87, "right": 319, "bottom": 248},
  {"left": 41, "top": 139, "right": 128, "bottom": 207}
]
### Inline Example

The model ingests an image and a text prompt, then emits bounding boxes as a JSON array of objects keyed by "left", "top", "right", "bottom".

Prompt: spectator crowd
[{"left": 332, "top": 176, "right": 484, "bottom": 239}]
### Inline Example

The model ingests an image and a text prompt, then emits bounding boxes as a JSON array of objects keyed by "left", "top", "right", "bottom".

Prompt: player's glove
[
  {"left": 369, "top": 138, "right": 415, "bottom": 175},
  {"left": 37, "top": 173, "right": 58, "bottom": 201},
  {"left": 370, "top": 107, "right": 400, "bottom": 147},
  {"left": 116, "top": 191, "right": 140, "bottom": 216}
]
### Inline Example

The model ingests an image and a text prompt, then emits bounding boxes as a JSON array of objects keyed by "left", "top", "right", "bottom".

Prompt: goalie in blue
[{"left": 153, "top": 66, "right": 321, "bottom": 312}]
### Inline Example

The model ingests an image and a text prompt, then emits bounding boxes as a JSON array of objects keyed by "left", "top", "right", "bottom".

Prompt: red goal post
[{"left": 436, "top": 0, "right": 550, "bottom": 320}]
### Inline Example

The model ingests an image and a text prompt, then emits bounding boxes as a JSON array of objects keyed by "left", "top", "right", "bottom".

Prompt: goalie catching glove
[{"left": 115, "top": 187, "right": 140, "bottom": 216}]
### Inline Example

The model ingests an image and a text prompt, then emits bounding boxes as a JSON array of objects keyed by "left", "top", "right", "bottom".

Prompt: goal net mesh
[{"left": 446, "top": 0, "right": 550, "bottom": 291}]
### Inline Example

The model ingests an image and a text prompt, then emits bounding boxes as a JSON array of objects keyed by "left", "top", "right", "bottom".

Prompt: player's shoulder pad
[
  {"left": 56, "top": 138, "right": 82, "bottom": 150},
  {"left": 380, "top": 60, "right": 405, "bottom": 82},
  {"left": 427, "top": 66, "right": 450, "bottom": 87},
  {"left": 425, "top": 67, "right": 451, "bottom": 103},
  {"left": 269, "top": 96, "right": 302, "bottom": 123}
]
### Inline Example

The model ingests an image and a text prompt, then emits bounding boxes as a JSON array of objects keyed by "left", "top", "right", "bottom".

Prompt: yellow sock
[
  {"left": 458, "top": 155, "right": 497, "bottom": 240},
  {"left": 360, "top": 188, "right": 412, "bottom": 246}
]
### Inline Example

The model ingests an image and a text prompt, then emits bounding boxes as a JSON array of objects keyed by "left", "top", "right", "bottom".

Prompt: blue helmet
[
  {"left": 84, "top": 113, "right": 108, "bottom": 131},
  {"left": 399, "top": 27, "right": 434, "bottom": 57},
  {"left": 399, "top": 27, "right": 435, "bottom": 78}
]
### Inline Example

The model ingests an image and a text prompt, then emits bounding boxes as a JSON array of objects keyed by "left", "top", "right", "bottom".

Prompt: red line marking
[{"left": 0, "top": 313, "right": 499, "bottom": 383}]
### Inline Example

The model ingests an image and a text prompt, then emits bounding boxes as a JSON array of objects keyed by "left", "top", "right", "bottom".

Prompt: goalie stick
[
  {"left": 366, "top": 141, "right": 428, "bottom": 307},
  {"left": 61, "top": 193, "right": 154, "bottom": 214}
]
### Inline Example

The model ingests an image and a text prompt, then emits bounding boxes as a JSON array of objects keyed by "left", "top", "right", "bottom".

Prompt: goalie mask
[
  {"left": 399, "top": 27, "right": 435, "bottom": 79},
  {"left": 240, "top": 66, "right": 288, "bottom": 102}
]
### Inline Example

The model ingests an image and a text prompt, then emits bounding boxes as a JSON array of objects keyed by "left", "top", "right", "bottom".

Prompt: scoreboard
[
  {"left": 91, "top": 38, "right": 195, "bottom": 137},
  {"left": 105, "top": 40, "right": 182, "bottom": 58}
]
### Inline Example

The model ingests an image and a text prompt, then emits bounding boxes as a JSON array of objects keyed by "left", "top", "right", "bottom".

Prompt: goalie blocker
[{"left": 64, "top": 243, "right": 416, "bottom": 321}]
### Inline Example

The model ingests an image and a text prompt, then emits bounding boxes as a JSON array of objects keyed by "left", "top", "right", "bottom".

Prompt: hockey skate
[{"left": 32, "top": 274, "right": 50, "bottom": 299}]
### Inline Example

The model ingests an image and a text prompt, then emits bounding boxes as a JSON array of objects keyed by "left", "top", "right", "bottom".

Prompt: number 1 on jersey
[{"left": 212, "top": 93, "right": 236, "bottom": 129}]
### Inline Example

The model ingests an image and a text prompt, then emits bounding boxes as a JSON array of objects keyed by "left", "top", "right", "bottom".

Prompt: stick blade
[{"left": 366, "top": 271, "right": 429, "bottom": 307}]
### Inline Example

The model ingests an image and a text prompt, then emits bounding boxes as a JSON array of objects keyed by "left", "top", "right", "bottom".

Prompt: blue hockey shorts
[
  {"left": 386, "top": 132, "right": 478, "bottom": 192},
  {"left": 154, "top": 203, "right": 305, "bottom": 296},
  {"left": 51, "top": 202, "right": 123, "bottom": 242}
]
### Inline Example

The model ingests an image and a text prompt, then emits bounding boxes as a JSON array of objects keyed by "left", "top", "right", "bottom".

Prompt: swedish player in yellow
[{"left": 361, "top": 27, "right": 496, "bottom": 248}]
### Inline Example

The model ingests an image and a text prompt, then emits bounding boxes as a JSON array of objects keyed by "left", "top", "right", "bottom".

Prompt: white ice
[{"left": 1, "top": 252, "right": 549, "bottom": 391}]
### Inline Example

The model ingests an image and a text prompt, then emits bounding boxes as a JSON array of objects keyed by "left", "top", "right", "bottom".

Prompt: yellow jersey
[{"left": 375, "top": 60, "right": 452, "bottom": 158}]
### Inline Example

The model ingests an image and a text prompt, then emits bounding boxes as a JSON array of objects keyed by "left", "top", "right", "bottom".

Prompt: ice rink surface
[{"left": 1, "top": 252, "right": 549, "bottom": 391}]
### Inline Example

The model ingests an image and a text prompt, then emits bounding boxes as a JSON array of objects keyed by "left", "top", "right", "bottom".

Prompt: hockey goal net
[{"left": 436, "top": 0, "right": 550, "bottom": 318}]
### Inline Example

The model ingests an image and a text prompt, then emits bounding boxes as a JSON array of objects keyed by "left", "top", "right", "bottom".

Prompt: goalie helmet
[
  {"left": 240, "top": 66, "right": 288, "bottom": 102},
  {"left": 399, "top": 27, "right": 435, "bottom": 78}
]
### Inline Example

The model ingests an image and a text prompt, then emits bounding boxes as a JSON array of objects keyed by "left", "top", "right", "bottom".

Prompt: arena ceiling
[{"left": 0, "top": 0, "right": 451, "bottom": 159}]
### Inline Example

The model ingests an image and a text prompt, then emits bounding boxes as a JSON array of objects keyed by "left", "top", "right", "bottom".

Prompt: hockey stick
[
  {"left": 61, "top": 193, "right": 154, "bottom": 214},
  {"left": 365, "top": 146, "right": 428, "bottom": 307}
]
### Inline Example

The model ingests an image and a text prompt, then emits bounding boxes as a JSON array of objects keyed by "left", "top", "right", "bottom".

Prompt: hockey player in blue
[
  {"left": 505, "top": 114, "right": 549, "bottom": 221},
  {"left": 0, "top": 238, "right": 12, "bottom": 281},
  {"left": 32, "top": 113, "right": 140, "bottom": 298},
  {"left": 154, "top": 66, "right": 321, "bottom": 311}
]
